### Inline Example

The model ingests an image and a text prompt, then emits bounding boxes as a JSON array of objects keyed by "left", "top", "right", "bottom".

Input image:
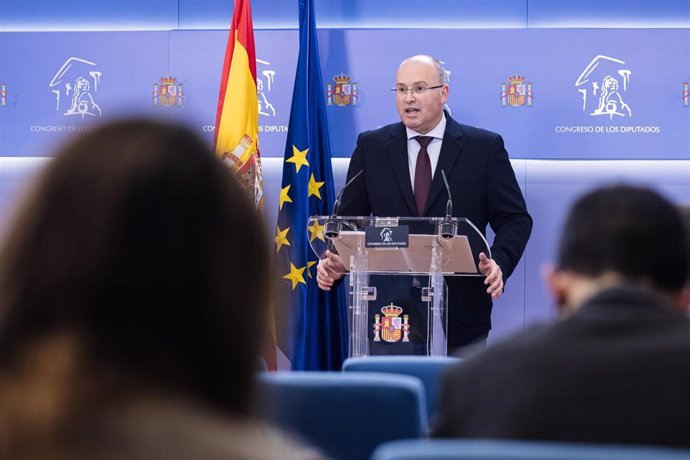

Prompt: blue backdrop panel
[
  {"left": 179, "top": 0, "right": 292, "bottom": 29},
  {"left": 528, "top": 0, "right": 690, "bottom": 28},
  {"left": 1, "top": 28, "right": 688, "bottom": 159},
  {"left": 6, "top": 0, "right": 688, "bottom": 32},
  {"left": 167, "top": 30, "right": 225, "bottom": 140},
  {"left": 177, "top": 0, "right": 528, "bottom": 30},
  {"left": 168, "top": 30, "right": 298, "bottom": 156},
  {"left": 1, "top": 0, "right": 178, "bottom": 31},
  {"left": 0, "top": 32, "right": 171, "bottom": 156},
  {"left": 318, "top": 28, "right": 690, "bottom": 159}
]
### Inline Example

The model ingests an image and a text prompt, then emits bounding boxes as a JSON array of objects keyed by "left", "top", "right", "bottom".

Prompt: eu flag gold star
[
  {"left": 275, "top": 225, "right": 291, "bottom": 252},
  {"left": 283, "top": 263, "right": 307, "bottom": 290},
  {"left": 307, "top": 219, "right": 325, "bottom": 242},
  {"left": 308, "top": 173, "right": 325, "bottom": 200},
  {"left": 279, "top": 185, "right": 293, "bottom": 210},
  {"left": 307, "top": 260, "right": 317, "bottom": 279},
  {"left": 286, "top": 145, "right": 309, "bottom": 173}
]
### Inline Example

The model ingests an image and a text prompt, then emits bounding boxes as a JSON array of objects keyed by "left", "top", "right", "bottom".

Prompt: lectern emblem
[
  {"left": 373, "top": 303, "right": 410, "bottom": 343},
  {"left": 380, "top": 227, "right": 393, "bottom": 242}
]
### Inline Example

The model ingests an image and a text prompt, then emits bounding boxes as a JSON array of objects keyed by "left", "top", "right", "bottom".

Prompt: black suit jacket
[
  {"left": 339, "top": 114, "right": 532, "bottom": 349},
  {"left": 431, "top": 286, "right": 690, "bottom": 447}
]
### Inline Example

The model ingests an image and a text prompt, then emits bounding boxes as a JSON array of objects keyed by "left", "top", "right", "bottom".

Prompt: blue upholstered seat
[
  {"left": 342, "top": 355, "right": 461, "bottom": 419},
  {"left": 371, "top": 439, "right": 690, "bottom": 460},
  {"left": 257, "top": 371, "right": 426, "bottom": 460}
]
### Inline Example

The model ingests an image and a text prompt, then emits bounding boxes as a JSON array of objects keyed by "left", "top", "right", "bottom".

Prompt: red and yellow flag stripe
[
  {"left": 215, "top": 0, "right": 274, "bottom": 370},
  {"left": 214, "top": 0, "right": 264, "bottom": 208}
]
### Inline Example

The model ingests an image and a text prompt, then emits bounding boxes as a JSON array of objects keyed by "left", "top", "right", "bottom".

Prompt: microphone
[
  {"left": 438, "top": 169, "right": 457, "bottom": 239},
  {"left": 324, "top": 169, "right": 363, "bottom": 239}
]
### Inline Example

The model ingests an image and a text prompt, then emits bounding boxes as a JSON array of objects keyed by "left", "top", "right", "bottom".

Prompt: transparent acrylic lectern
[{"left": 308, "top": 215, "right": 490, "bottom": 358}]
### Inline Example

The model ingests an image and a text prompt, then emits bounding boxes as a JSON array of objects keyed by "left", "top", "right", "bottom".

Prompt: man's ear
[
  {"left": 440, "top": 84, "right": 449, "bottom": 103},
  {"left": 542, "top": 264, "right": 570, "bottom": 316}
]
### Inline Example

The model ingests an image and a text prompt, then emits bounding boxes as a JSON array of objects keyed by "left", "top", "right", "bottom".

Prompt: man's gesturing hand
[{"left": 479, "top": 252, "right": 503, "bottom": 301}]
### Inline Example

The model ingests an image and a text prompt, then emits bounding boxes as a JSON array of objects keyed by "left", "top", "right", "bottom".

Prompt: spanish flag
[
  {"left": 214, "top": 0, "right": 264, "bottom": 209},
  {"left": 215, "top": 0, "right": 275, "bottom": 370}
]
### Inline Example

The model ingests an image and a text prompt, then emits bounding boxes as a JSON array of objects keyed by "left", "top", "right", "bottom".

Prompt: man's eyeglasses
[{"left": 392, "top": 85, "right": 445, "bottom": 96}]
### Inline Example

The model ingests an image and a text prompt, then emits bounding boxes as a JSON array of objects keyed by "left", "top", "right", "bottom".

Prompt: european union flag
[{"left": 274, "top": 0, "right": 348, "bottom": 370}]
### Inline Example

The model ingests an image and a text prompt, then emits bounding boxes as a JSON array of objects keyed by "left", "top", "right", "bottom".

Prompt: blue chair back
[
  {"left": 342, "top": 356, "right": 461, "bottom": 419},
  {"left": 257, "top": 372, "right": 426, "bottom": 460},
  {"left": 371, "top": 439, "right": 690, "bottom": 460}
]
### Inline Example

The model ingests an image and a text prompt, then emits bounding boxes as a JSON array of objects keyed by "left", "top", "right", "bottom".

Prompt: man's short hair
[
  {"left": 400, "top": 55, "right": 448, "bottom": 85},
  {"left": 558, "top": 184, "right": 688, "bottom": 293}
]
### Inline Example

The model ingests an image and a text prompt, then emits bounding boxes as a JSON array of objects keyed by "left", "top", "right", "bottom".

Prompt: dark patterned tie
[{"left": 414, "top": 136, "right": 433, "bottom": 216}]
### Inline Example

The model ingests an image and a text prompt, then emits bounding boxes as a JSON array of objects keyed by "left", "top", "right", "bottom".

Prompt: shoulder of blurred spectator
[{"left": 101, "top": 395, "right": 328, "bottom": 460}]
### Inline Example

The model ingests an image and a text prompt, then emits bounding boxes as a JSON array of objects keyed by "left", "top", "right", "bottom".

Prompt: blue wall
[
  {"left": 2, "top": 28, "right": 688, "bottom": 159},
  {"left": 2, "top": 0, "right": 690, "bottom": 30},
  {"left": 0, "top": 0, "right": 688, "bottom": 348}
]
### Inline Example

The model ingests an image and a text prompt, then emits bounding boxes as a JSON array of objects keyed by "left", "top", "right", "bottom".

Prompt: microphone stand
[
  {"left": 324, "top": 169, "right": 363, "bottom": 240},
  {"left": 438, "top": 170, "right": 458, "bottom": 239}
]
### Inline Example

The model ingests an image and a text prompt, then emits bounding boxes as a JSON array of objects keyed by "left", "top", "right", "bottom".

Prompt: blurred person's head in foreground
[
  {"left": 0, "top": 118, "right": 271, "bottom": 456},
  {"left": 545, "top": 184, "right": 690, "bottom": 316},
  {"left": 679, "top": 204, "right": 690, "bottom": 309}
]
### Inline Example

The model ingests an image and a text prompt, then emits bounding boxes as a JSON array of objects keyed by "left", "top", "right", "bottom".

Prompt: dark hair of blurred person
[
  {"left": 679, "top": 204, "right": 690, "bottom": 308},
  {"left": 551, "top": 184, "right": 689, "bottom": 314},
  {"left": 0, "top": 119, "right": 322, "bottom": 459}
]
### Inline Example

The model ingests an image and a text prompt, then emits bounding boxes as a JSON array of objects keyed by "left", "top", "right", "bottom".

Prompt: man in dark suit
[
  {"left": 316, "top": 55, "right": 532, "bottom": 351},
  {"left": 432, "top": 185, "right": 690, "bottom": 447}
]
